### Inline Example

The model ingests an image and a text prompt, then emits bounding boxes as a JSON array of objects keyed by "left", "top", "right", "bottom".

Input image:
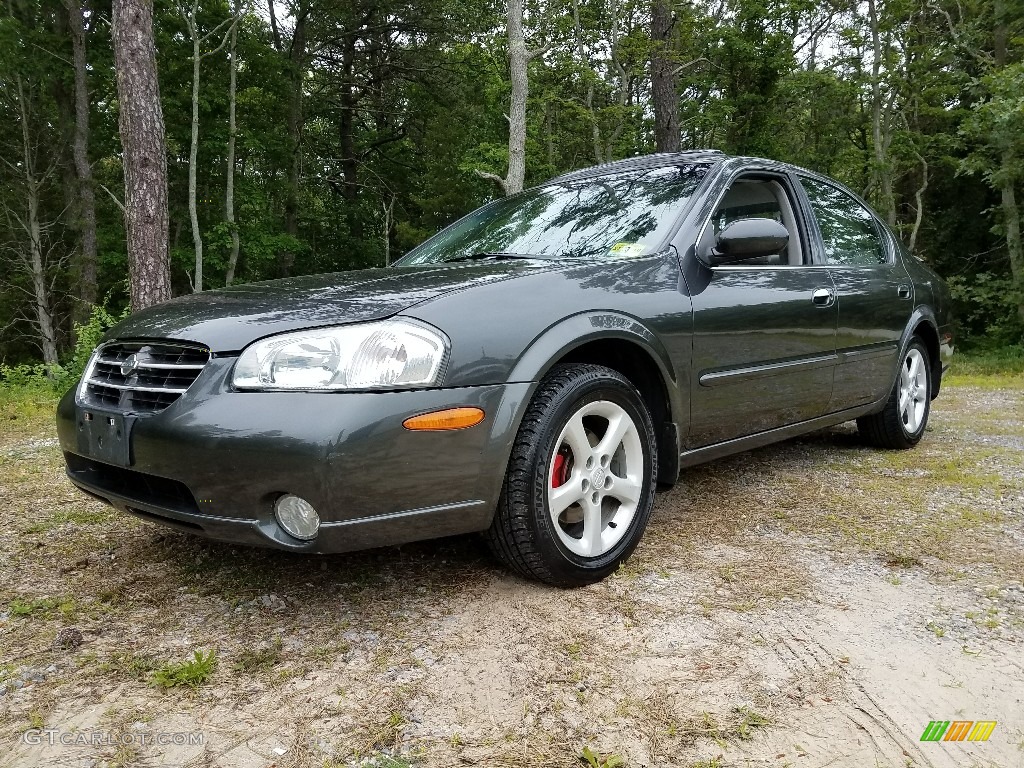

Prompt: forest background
[{"left": 1, "top": 0, "right": 1023, "bottom": 376}]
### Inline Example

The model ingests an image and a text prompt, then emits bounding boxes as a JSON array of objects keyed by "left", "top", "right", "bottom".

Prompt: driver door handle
[{"left": 812, "top": 287, "right": 835, "bottom": 307}]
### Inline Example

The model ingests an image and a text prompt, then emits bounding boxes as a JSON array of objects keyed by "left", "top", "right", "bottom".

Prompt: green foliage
[
  {"left": 0, "top": 302, "right": 127, "bottom": 395},
  {"left": 1, "top": 0, "right": 1023, "bottom": 360},
  {"left": 580, "top": 746, "right": 625, "bottom": 768},
  {"left": 951, "top": 348, "right": 1024, "bottom": 377},
  {"left": 150, "top": 650, "right": 217, "bottom": 689},
  {"left": 67, "top": 302, "right": 130, "bottom": 378},
  {"left": 947, "top": 272, "right": 1024, "bottom": 349},
  {"left": 8, "top": 596, "right": 77, "bottom": 620}
]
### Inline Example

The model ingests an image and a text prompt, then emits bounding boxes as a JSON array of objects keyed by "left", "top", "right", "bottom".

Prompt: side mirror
[{"left": 703, "top": 218, "right": 790, "bottom": 265}]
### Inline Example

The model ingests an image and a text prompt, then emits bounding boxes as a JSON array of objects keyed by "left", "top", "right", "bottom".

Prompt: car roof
[{"left": 547, "top": 151, "right": 728, "bottom": 184}]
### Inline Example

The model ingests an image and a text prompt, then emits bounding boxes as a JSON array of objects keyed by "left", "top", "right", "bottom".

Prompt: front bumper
[{"left": 56, "top": 357, "right": 532, "bottom": 553}]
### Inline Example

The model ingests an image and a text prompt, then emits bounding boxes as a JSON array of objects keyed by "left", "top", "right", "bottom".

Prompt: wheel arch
[
  {"left": 507, "top": 312, "right": 683, "bottom": 487},
  {"left": 900, "top": 306, "right": 942, "bottom": 399}
]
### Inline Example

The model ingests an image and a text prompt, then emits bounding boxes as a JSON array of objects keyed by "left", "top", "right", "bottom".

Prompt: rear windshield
[{"left": 395, "top": 163, "right": 710, "bottom": 265}]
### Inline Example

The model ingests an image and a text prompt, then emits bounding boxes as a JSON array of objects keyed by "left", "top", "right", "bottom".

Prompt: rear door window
[{"left": 800, "top": 177, "right": 887, "bottom": 267}]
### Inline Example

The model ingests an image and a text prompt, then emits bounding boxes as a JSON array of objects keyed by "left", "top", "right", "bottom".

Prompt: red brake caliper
[{"left": 552, "top": 448, "right": 572, "bottom": 488}]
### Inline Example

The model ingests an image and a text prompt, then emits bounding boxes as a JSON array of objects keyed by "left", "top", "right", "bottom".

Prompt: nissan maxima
[{"left": 57, "top": 151, "right": 954, "bottom": 586}]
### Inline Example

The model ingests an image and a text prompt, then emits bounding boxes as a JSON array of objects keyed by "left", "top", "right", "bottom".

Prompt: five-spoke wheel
[
  {"left": 548, "top": 400, "right": 644, "bottom": 558},
  {"left": 486, "top": 364, "right": 658, "bottom": 586},
  {"left": 858, "top": 336, "right": 932, "bottom": 449}
]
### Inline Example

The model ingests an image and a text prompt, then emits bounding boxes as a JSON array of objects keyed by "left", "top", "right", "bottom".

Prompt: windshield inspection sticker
[{"left": 608, "top": 242, "right": 646, "bottom": 257}]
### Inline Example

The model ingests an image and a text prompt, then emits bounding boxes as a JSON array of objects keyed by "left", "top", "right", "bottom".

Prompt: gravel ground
[{"left": 0, "top": 377, "right": 1022, "bottom": 768}]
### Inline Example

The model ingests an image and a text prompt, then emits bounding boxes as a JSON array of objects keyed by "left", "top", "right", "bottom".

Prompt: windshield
[{"left": 395, "top": 163, "right": 710, "bottom": 265}]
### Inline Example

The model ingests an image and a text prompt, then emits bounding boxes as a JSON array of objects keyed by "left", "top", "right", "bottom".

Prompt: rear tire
[
  {"left": 485, "top": 364, "right": 658, "bottom": 587},
  {"left": 857, "top": 338, "right": 931, "bottom": 449}
]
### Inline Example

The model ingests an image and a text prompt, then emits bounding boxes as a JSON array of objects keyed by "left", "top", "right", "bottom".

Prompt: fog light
[{"left": 274, "top": 494, "right": 320, "bottom": 540}]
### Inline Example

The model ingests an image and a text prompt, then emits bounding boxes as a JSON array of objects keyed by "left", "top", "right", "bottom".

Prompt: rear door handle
[
  {"left": 897, "top": 284, "right": 912, "bottom": 299},
  {"left": 812, "top": 288, "right": 835, "bottom": 307}
]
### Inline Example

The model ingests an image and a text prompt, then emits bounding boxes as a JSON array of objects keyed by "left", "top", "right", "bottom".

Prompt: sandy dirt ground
[{"left": 1, "top": 378, "right": 1022, "bottom": 768}]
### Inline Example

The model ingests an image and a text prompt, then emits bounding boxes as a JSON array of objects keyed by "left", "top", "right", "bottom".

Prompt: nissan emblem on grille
[
  {"left": 119, "top": 354, "right": 139, "bottom": 377},
  {"left": 81, "top": 342, "right": 210, "bottom": 414}
]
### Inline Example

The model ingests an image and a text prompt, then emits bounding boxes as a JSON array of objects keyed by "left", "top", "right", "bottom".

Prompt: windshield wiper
[{"left": 442, "top": 251, "right": 545, "bottom": 263}]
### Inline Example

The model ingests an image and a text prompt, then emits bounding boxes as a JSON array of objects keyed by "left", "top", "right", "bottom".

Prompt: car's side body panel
[
  {"left": 686, "top": 265, "right": 838, "bottom": 446},
  {"left": 676, "top": 161, "right": 841, "bottom": 447},
  {"left": 786, "top": 169, "right": 917, "bottom": 412}
]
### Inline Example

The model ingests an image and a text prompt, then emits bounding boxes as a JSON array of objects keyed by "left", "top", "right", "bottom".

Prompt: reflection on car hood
[{"left": 105, "top": 262, "right": 552, "bottom": 351}]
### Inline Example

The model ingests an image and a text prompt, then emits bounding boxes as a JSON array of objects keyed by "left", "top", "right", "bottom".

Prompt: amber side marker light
[{"left": 403, "top": 407, "right": 485, "bottom": 431}]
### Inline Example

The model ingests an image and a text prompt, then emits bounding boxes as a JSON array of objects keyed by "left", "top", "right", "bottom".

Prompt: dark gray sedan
[{"left": 57, "top": 152, "right": 954, "bottom": 586}]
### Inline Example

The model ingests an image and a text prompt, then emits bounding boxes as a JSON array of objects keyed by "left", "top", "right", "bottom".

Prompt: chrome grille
[{"left": 82, "top": 342, "right": 210, "bottom": 414}]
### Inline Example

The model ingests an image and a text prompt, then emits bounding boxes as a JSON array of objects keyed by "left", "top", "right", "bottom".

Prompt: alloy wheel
[
  {"left": 899, "top": 347, "right": 928, "bottom": 433},
  {"left": 547, "top": 400, "right": 644, "bottom": 558}
]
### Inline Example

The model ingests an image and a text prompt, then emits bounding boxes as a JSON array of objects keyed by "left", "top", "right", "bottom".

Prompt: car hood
[{"left": 105, "top": 262, "right": 551, "bottom": 352}]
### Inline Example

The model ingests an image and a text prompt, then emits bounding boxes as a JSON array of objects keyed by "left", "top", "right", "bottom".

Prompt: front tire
[
  {"left": 857, "top": 338, "right": 932, "bottom": 449},
  {"left": 486, "top": 364, "right": 658, "bottom": 587}
]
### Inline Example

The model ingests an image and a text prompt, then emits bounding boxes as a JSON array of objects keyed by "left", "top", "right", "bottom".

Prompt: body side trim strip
[{"left": 699, "top": 352, "right": 837, "bottom": 387}]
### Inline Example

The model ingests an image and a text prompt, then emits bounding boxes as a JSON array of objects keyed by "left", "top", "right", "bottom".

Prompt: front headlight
[{"left": 232, "top": 319, "right": 448, "bottom": 391}]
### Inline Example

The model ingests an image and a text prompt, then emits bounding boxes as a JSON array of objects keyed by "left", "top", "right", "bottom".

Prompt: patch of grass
[
  {"left": 884, "top": 553, "right": 922, "bottom": 569},
  {"left": 337, "top": 756, "right": 414, "bottom": 768},
  {"left": 734, "top": 706, "right": 771, "bottom": 740},
  {"left": 92, "top": 652, "right": 158, "bottom": 681},
  {"left": 580, "top": 745, "right": 625, "bottom": 767},
  {"left": 0, "top": 384, "right": 61, "bottom": 428},
  {"left": 150, "top": 650, "right": 217, "bottom": 689},
  {"left": 24, "top": 508, "right": 112, "bottom": 534},
  {"left": 8, "top": 596, "right": 77, "bottom": 620},
  {"left": 232, "top": 638, "right": 283, "bottom": 674},
  {"left": 948, "top": 349, "right": 1024, "bottom": 377},
  {"left": 702, "top": 546, "right": 811, "bottom": 611}
]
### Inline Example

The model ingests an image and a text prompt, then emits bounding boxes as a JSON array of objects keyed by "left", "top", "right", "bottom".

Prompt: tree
[
  {"left": 111, "top": 0, "right": 172, "bottom": 310},
  {"left": 476, "top": 0, "right": 550, "bottom": 195},
  {"left": 2, "top": 0, "right": 1023, "bottom": 362},
  {"left": 650, "top": 0, "right": 679, "bottom": 152},
  {"left": 178, "top": 0, "right": 236, "bottom": 292},
  {"left": 65, "top": 0, "right": 99, "bottom": 321},
  {"left": 1, "top": 76, "right": 63, "bottom": 366},
  {"left": 223, "top": 0, "right": 241, "bottom": 285}
]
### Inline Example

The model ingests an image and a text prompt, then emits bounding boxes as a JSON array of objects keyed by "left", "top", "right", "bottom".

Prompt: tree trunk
[
  {"left": 650, "top": 0, "right": 680, "bottom": 152},
  {"left": 382, "top": 195, "right": 393, "bottom": 267},
  {"left": 224, "top": 0, "right": 241, "bottom": 286},
  {"left": 505, "top": 0, "right": 529, "bottom": 194},
  {"left": 185, "top": 3, "right": 204, "bottom": 291},
  {"left": 867, "top": 0, "right": 896, "bottom": 227},
  {"left": 15, "top": 78, "right": 59, "bottom": 366},
  {"left": 908, "top": 150, "right": 928, "bottom": 255},
  {"left": 999, "top": 151, "right": 1024, "bottom": 325},
  {"left": 993, "top": 0, "right": 1024, "bottom": 326},
  {"left": 111, "top": 0, "right": 171, "bottom": 310},
  {"left": 281, "top": 8, "right": 307, "bottom": 276},
  {"left": 267, "top": 0, "right": 280, "bottom": 50},
  {"left": 475, "top": 0, "right": 542, "bottom": 195},
  {"left": 66, "top": 0, "right": 99, "bottom": 320},
  {"left": 571, "top": 0, "right": 602, "bottom": 164},
  {"left": 27, "top": 181, "right": 58, "bottom": 366}
]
